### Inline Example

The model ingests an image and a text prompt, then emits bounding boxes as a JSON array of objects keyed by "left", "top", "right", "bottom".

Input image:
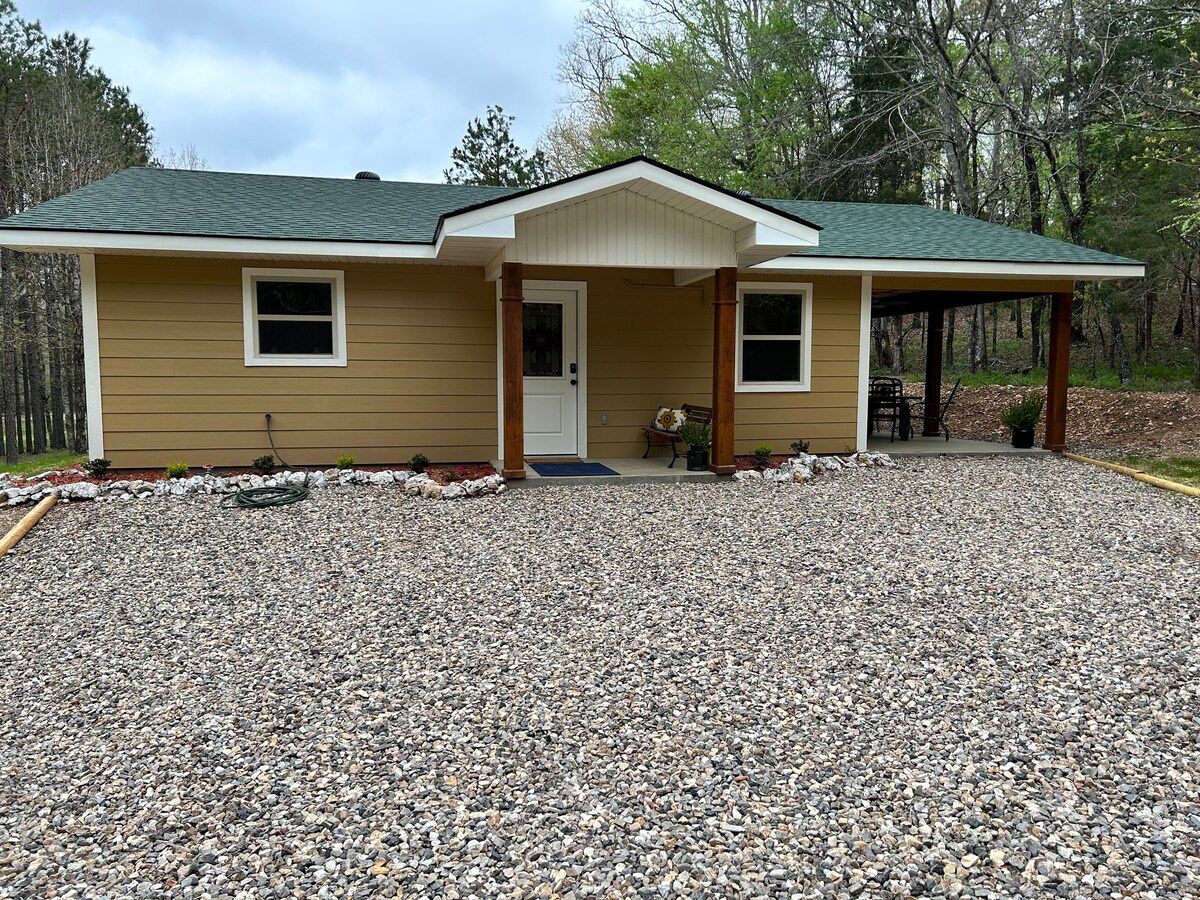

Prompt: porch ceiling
[{"left": 872, "top": 287, "right": 1049, "bottom": 318}]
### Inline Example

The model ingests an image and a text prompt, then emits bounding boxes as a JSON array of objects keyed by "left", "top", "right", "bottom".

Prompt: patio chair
[
  {"left": 907, "top": 376, "right": 962, "bottom": 441},
  {"left": 868, "top": 376, "right": 905, "bottom": 442}
]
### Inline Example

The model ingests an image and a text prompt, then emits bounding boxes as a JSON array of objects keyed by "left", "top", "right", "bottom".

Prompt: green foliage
[
  {"left": 444, "top": 105, "right": 549, "bottom": 187},
  {"left": 1119, "top": 455, "right": 1200, "bottom": 488},
  {"left": 789, "top": 440, "right": 810, "bottom": 455},
  {"left": 999, "top": 396, "right": 1045, "bottom": 430},
  {"left": 251, "top": 454, "right": 276, "bottom": 475},
  {"left": 165, "top": 461, "right": 189, "bottom": 479},
  {"left": 84, "top": 457, "right": 111, "bottom": 477},
  {"left": 678, "top": 420, "right": 711, "bottom": 449},
  {"left": 752, "top": 443, "right": 774, "bottom": 467},
  {"left": 409, "top": 452, "right": 429, "bottom": 474},
  {"left": 335, "top": 454, "right": 356, "bottom": 470}
]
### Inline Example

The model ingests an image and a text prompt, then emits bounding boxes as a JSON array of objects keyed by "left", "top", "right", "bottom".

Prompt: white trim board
[
  {"left": 80, "top": 253, "right": 103, "bottom": 460},
  {"left": 496, "top": 279, "right": 589, "bottom": 461},
  {"left": 241, "top": 267, "right": 348, "bottom": 367},
  {"left": 0, "top": 228, "right": 441, "bottom": 261},
  {"left": 734, "top": 281, "right": 813, "bottom": 394},
  {"left": 443, "top": 160, "right": 820, "bottom": 249},
  {"left": 856, "top": 275, "right": 872, "bottom": 452},
  {"left": 750, "top": 255, "right": 1144, "bottom": 280}
]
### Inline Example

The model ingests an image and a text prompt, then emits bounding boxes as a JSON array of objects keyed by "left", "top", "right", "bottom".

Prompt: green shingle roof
[
  {"left": 762, "top": 198, "right": 1138, "bottom": 265},
  {"left": 0, "top": 167, "right": 520, "bottom": 244},
  {"left": 0, "top": 165, "right": 1141, "bottom": 267}
]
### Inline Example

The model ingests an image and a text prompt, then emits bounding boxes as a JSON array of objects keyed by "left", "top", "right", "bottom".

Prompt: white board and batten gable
[{"left": 435, "top": 159, "right": 821, "bottom": 279}]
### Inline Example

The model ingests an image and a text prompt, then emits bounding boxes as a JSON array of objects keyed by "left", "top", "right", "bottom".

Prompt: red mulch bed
[{"left": 734, "top": 455, "right": 790, "bottom": 472}]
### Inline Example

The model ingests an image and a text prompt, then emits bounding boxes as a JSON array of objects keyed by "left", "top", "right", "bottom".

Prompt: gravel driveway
[{"left": 2, "top": 457, "right": 1198, "bottom": 898}]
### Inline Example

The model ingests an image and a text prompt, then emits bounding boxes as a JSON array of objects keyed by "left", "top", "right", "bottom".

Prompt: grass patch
[
  {"left": 0, "top": 449, "right": 86, "bottom": 477},
  {"left": 893, "top": 365, "right": 1195, "bottom": 392},
  {"left": 1119, "top": 455, "right": 1200, "bottom": 488}
]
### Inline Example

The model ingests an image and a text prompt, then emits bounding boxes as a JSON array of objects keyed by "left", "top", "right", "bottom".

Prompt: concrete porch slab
[{"left": 494, "top": 456, "right": 723, "bottom": 488}]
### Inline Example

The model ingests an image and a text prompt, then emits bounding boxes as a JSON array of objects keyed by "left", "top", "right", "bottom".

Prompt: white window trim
[
  {"left": 735, "top": 281, "right": 813, "bottom": 393},
  {"left": 242, "top": 267, "right": 347, "bottom": 367}
]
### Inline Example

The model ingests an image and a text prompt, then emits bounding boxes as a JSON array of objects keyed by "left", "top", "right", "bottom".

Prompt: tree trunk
[
  {"left": 1030, "top": 296, "right": 1046, "bottom": 369},
  {"left": 945, "top": 307, "right": 956, "bottom": 371},
  {"left": 1015, "top": 299, "right": 1024, "bottom": 339},
  {"left": 18, "top": 253, "right": 47, "bottom": 455}
]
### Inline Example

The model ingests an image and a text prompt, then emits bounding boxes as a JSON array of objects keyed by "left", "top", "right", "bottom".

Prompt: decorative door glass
[{"left": 523, "top": 302, "right": 563, "bottom": 377}]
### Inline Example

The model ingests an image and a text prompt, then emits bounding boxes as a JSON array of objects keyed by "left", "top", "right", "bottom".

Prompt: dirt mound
[{"left": 947, "top": 384, "right": 1200, "bottom": 456}]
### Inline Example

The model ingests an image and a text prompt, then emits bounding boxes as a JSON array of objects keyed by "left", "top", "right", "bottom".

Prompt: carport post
[
  {"left": 922, "top": 304, "right": 945, "bottom": 436},
  {"left": 710, "top": 267, "right": 737, "bottom": 474},
  {"left": 501, "top": 261, "right": 526, "bottom": 479},
  {"left": 1044, "top": 289, "right": 1073, "bottom": 451}
]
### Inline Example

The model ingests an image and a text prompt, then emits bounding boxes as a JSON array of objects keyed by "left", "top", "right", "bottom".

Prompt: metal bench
[{"left": 641, "top": 403, "right": 713, "bottom": 468}]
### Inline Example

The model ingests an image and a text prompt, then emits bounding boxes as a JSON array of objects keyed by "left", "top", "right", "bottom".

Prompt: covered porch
[{"left": 868, "top": 280, "right": 1076, "bottom": 452}]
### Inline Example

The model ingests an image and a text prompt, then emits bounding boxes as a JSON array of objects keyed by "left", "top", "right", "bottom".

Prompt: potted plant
[
  {"left": 678, "top": 421, "right": 711, "bottom": 471},
  {"left": 1000, "top": 395, "right": 1045, "bottom": 448}
]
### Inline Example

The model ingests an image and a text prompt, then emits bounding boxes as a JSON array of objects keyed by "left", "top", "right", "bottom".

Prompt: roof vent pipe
[{"left": 355, "top": 170, "right": 381, "bottom": 180}]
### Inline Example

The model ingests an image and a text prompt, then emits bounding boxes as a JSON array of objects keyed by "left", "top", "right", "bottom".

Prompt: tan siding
[
  {"left": 96, "top": 256, "right": 864, "bottom": 468},
  {"left": 525, "top": 266, "right": 863, "bottom": 458},
  {"left": 96, "top": 256, "right": 498, "bottom": 467}
]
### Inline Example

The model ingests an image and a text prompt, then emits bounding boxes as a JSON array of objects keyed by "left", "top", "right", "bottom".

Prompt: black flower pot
[
  {"left": 686, "top": 448, "right": 709, "bottom": 471},
  {"left": 1011, "top": 427, "right": 1035, "bottom": 449}
]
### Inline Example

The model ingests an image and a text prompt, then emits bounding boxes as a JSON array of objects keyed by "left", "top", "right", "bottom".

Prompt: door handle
[{"left": 570, "top": 378, "right": 578, "bottom": 386}]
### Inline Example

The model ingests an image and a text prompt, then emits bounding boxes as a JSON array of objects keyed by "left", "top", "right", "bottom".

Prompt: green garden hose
[{"left": 221, "top": 485, "right": 310, "bottom": 509}]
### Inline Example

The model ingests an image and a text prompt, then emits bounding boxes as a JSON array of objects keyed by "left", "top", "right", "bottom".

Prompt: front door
[{"left": 523, "top": 288, "right": 578, "bottom": 456}]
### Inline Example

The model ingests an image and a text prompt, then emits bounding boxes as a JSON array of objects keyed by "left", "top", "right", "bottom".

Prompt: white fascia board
[
  {"left": 439, "top": 159, "right": 821, "bottom": 246},
  {"left": 442, "top": 214, "right": 516, "bottom": 241},
  {"left": 674, "top": 268, "right": 715, "bottom": 286},
  {"left": 0, "top": 228, "right": 439, "bottom": 260},
  {"left": 735, "top": 222, "right": 815, "bottom": 253},
  {"left": 749, "top": 254, "right": 1145, "bottom": 280}
]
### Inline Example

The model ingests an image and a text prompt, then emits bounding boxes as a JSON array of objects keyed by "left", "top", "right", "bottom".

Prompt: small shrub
[
  {"left": 789, "top": 439, "right": 810, "bottom": 456},
  {"left": 84, "top": 457, "right": 112, "bottom": 478},
  {"left": 752, "top": 443, "right": 773, "bottom": 468},
  {"left": 336, "top": 454, "right": 356, "bottom": 470},
  {"left": 409, "top": 452, "right": 429, "bottom": 474},
  {"left": 1000, "top": 395, "right": 1045, "bottom": 430},
  {"left": 678, "top": 421, "right": 711, "bottom": 450},
  {"left": 165, "top": 461, "right": 189, "bottom": 479},
  {"left": 251, "top": 454, "right": 276, "bottom": 475}
]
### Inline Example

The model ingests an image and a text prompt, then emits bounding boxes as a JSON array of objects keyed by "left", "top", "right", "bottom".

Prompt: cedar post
[
  {"left": 922, "top": 304, "right": 945, "bottom": 437},
  {"left": 710, "top": 267, "right": 737, "bottom": 474},
  {"left": 500, "top": 262, "right": 526, "bottom": 479},
  {"left": 1043, "top": 289, "right": 1073, "bottom": 451}
]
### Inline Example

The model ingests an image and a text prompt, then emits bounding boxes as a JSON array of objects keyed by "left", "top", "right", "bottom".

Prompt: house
[{"left": 0, "top": 157, "right": 1143, "bottom": 477}]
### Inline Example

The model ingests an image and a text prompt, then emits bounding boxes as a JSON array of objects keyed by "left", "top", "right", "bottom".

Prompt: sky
[{"left": 28, "top": 0, "right": 587, "bottom": 182}]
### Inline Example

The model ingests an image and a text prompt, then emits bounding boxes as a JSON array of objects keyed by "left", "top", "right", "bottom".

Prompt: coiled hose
[{"left": 221, "top": 485, "right": 310, "bottom": 509}]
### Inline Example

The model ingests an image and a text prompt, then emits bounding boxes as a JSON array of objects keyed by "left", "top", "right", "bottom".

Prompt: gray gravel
[{"left": 2, "top": 456, "right": 1198, "bottom": 898}]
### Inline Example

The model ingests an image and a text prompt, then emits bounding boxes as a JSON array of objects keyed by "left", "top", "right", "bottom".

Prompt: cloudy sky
[{"left": 30, "top": 0, "right": 587, "bottom": 181}]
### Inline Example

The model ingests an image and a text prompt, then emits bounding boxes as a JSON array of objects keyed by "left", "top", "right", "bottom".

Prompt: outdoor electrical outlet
[{"left": 601, "top": 414, "right": 607, "bottom": 425}]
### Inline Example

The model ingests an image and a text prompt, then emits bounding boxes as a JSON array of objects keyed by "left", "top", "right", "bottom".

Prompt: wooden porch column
[
  {"left": 1043, "top": 289, "right": 1073, "bottom": 451},
  {"left": 922, "top": 304, "right": 945, "bottom": 436},
  {"left": 500, "top": 261, "right": 526, "bottom": 479},
  {"left": 710, "top": 267, "right": 737, "bottom": 475}
]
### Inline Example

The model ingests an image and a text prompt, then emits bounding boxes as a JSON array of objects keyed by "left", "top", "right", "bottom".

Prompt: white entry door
[{"left": 523, "top": 288, "right": 578, "bottom": 456}]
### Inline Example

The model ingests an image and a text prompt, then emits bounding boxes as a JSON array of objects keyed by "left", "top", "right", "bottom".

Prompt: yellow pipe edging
[
  {"left": 1064, "top": 452, "right": 1200, "bottom": 499},
  {"left": 0, "top": 493, "right": 58, "bottom": 556}
]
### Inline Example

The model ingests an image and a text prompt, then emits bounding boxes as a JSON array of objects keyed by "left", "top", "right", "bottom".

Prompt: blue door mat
[{"left": 529, "top": 461, "right": 620, "bottom": 477}]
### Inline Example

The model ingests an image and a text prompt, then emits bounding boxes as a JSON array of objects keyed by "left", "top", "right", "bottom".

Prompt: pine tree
[{"left": 444, "top": 105, "right": 549, "bottom": 187}]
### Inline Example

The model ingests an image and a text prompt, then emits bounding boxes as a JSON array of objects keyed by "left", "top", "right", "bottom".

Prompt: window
[
  {"left": 736, "top": 282, "right": 812, "bottom": 392},
  {"left": 242, "top": 268, "right": 346, "bottom": 366}
]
